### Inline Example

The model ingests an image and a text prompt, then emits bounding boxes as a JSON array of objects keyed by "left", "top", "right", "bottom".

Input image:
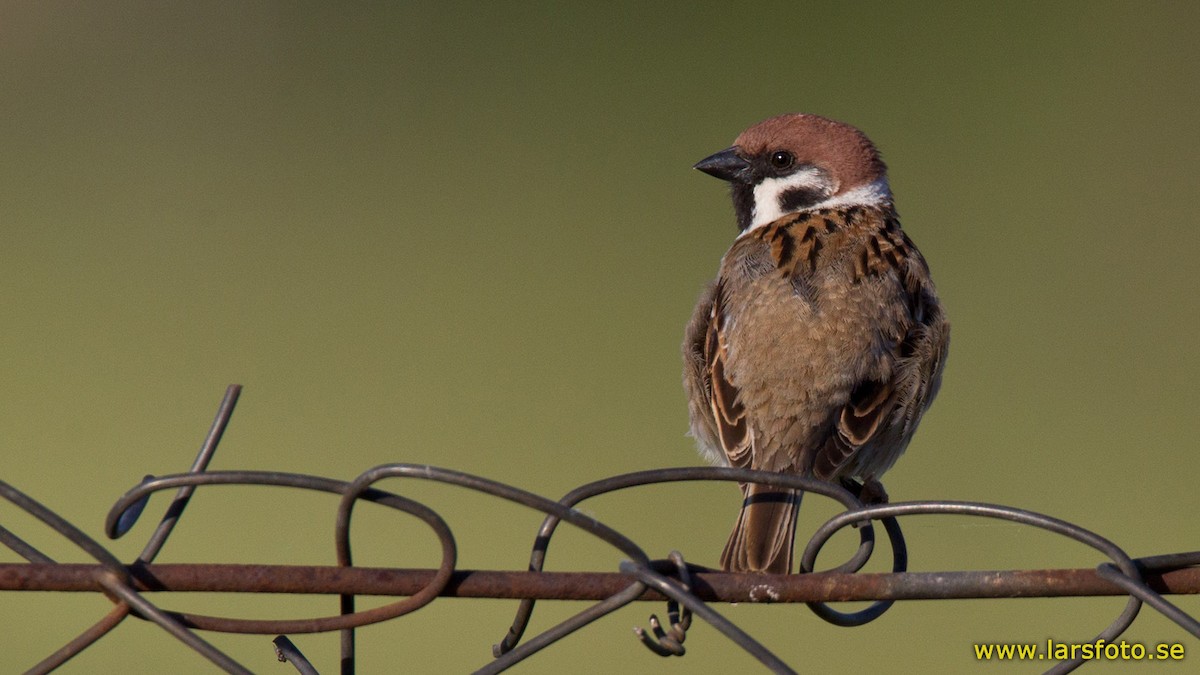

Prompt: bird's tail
[{"left": 720, "top": 484, "right": 802, "bottom": 574}]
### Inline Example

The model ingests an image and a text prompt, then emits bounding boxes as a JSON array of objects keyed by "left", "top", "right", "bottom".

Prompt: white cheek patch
[
  {"left": 744, "top": 176, "right": 893, "bottom": 235},
  {"left": 750, "top": 168, "right": 829, "bottom": 231},
  {"left": 818, "top": 177, "right": 892, "bottom": 212}
]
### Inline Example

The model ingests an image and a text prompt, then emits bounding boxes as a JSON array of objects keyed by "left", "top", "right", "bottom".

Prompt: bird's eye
[{"left": 769, "top": 151, "right": 794, "bottom": 170}]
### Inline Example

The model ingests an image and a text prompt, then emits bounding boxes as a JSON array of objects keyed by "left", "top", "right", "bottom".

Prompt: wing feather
[{"left": 812, "top": 228, "right": 949, "bottom": 480}]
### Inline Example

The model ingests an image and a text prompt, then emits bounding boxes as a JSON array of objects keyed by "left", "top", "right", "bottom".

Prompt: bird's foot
[
  {"left": 857, "top": 477, "right": 889, "bottom": 505},
  {"left": 839, "top": 477, "right": 889, "bottom": 506}
]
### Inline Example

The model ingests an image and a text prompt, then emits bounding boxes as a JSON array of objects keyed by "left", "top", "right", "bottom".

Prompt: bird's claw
[{"left": 634, "top": 551, "right": 694, "bottom": 657}]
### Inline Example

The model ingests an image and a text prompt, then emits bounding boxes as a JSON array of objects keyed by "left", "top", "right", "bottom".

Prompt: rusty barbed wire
[{"left": 1, "top": 385, "right": 1197, "bottom": 674}]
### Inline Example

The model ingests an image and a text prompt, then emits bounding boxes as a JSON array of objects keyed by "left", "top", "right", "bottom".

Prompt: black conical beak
[{"left": 694, "top": 147, "right": 752, "bottom": 184}]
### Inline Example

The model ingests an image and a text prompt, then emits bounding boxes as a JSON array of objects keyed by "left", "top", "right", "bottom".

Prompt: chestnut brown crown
[{"left": 695, "top": 114, "right": 890, "bottom": 231}]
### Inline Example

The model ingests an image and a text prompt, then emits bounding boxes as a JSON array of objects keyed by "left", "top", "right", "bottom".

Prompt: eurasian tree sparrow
[{"left": 684, "top": 113, "right": 949, "bottom": 573}]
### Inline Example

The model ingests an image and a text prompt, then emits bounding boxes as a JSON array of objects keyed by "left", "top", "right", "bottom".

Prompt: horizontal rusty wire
[
  {"left": 2, "top": 385, "right": 1198, "bottom": 675},
  {"left": 3, "top": 562, "right": 1198, "bottom": 601}
]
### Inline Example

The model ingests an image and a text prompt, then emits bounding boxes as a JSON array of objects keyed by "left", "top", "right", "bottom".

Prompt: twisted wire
[{"left": 1, "top": 385, "right": 1196, "bottom": 675}]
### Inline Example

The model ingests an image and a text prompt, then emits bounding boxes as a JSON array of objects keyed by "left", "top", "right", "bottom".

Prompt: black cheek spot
[{"left": 778, "top": 186, "right": 826, "bottom": 212}]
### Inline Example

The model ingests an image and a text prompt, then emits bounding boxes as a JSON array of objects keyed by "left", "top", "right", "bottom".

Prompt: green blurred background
[{"left": 2, "top": 1, "right": 1197, "bottom": 672}]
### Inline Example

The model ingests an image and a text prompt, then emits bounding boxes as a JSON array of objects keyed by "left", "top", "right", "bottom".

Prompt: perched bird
[{"left": 683, "top": 113, "right": 949, "bottom": 574}]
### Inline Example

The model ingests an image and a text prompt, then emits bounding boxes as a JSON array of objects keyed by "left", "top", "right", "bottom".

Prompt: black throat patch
[{"left": 731, "top": 183, "right": 755, "bottom": 232}]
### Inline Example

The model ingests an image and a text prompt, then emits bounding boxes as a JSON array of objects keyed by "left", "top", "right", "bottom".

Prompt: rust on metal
[
  {"left": 1, "top": 563, "right": 1197, "bottom": 603},
  {"left": 4, "top": 386, "right": 1198, "bottom": 673}
]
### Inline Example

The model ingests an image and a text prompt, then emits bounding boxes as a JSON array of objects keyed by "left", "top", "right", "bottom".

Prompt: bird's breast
[{"left": 716, "top": 227, "right": 904, "bottom": 466}]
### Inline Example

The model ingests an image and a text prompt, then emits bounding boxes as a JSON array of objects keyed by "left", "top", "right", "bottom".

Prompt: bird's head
[{"left": 694, "top": 113, "right": 891, "bottom": 232}]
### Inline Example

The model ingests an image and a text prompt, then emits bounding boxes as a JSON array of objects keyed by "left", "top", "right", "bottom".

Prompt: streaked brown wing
[
  {"left": 812, "top": 235, "right": 949, "bottom": 480},
  {"left": 683, "top": 278, "right": 755, "bottom": 469},
  {"left": 704, "top": 281, "right": 752, "bottom": 467}
]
